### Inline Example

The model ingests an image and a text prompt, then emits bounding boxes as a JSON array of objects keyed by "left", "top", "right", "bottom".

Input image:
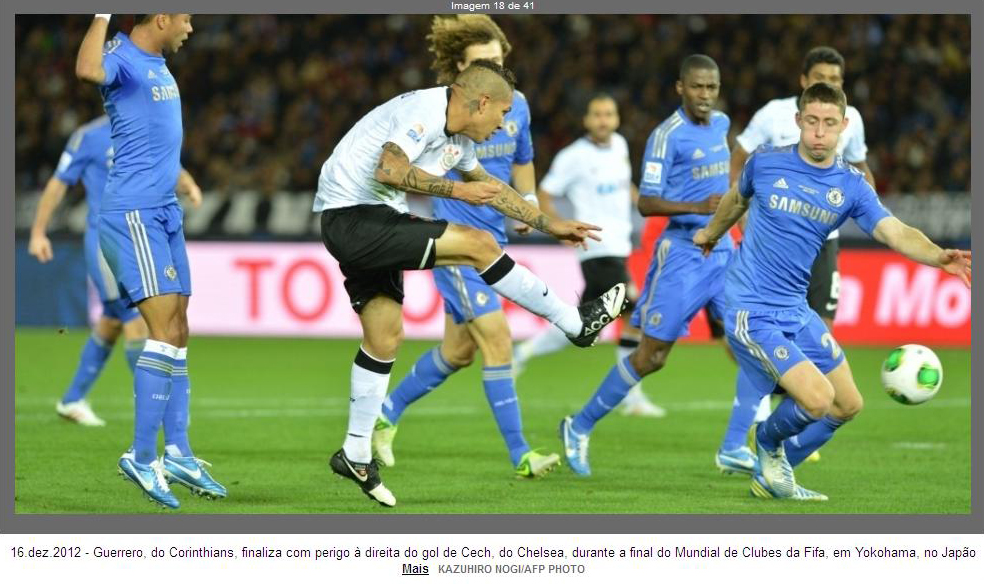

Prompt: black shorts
[
  {"left": 807, "top": 237, "right": 840, "bottom": 320},
  {"left": 580, "top": 256, "right": 637, "bottom": 311},
  {"left": 320, "top": 204, "right": 449, "bottom": 313}
]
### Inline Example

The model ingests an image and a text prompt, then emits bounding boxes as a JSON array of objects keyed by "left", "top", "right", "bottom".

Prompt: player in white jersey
[
  {"left": 512, "top": 94, "right": 666, "bottom": 417},
  {"left": 724, "top": 47, "right": 877, "bottom": 449},
  {"left": 314, "top": 60, "right": 628, "bottom": 507}
]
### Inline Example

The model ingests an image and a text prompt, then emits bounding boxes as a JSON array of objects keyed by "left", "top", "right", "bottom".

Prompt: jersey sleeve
[
  {"left": 849, "top": 174, "right": 891, "bottom": 236},
  {"left": 100, "top": 40, "right": 126, "bottom": 87},
  {"left": 737, "top": 151, "right": 758, "bottom": 199},
  {"left": 53, "top": 130, "right": 90, "bottom": 186},
  {"left": 454, "top": 140, "right": 479, "bottom": 173},
  {"left": 386, "top": 101, "right": 442, "bottom": 163},
  {"left": 735, "top": 104, "right": 773, "bottom": 153},
  {"left": 638, "top": 127, "right": 676, "bottom": 197},
  {"left": 539, "top": 147, "right": 574, "bottom": 196},
  {"left": 513, "top": 97, "right": 534, "bottom": 165},
  {"left": 842, "top": 109, "right": 869, "bottom": 163}
]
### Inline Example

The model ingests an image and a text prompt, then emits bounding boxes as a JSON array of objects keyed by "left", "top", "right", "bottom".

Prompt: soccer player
[
  {"left": 722, "top": 47, "right": 875, "bottom": 448},
  {"left": 76, "top": 13, "right": 224, "bottom": 509},
  {"left": 512, "top": 93, "right": 667, "bottom": 418},
  {"left": 558, "top": 55, "right": 733, "bottom": 476},
  {"left": 372, "top": 15, "right": 561, "bottom": 479},
  {"left": 693, "top": 82, "right": 970, "bottom": 500},
  {"left": 314, "top": 59, "right": 627, "bottom": 506},
  {"left": 29, "top": 115, "right": 148, "bottom": 427}
]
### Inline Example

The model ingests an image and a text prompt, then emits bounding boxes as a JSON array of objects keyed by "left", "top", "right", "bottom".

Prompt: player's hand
[
  {"left": 28, "top": 233, "right": 54, "bottom": 263},
  {"left": 514, "top": 221, "right": 533, "bottom": 236},
  {"left": 939, "top": 249, "right": 971, "bottom": 287},
  {"left": 693, "top": 228, "right": 718, "bottom": 257},
  {"left": 455, "top": 181, "right": 501, "bottom": 206},
  {"left": 182, "top": 182, "right": 203, "bottom": 208},
  {"left": 698, "top": 193, "right": 723, "bottom": 215},
  {"left": 547, "top": 219, "right": 601, "bottom": 250}
]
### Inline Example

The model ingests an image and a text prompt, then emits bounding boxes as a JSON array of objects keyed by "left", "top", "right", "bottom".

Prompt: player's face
[
  {"left": 458, "top": 40, "right": 505, "bottom": 71},
  {"left": 796, "top": 100, "right": 848, "bottom": 163},
  {"left": 583, "top": 98, "right": 619, "bottom": 143},
  {"left": 473, "top": 95, "right": 512, "bottom": 142},
  {"left": 801, "top": 63, "right": 844, "bottom": 90},
  {"left": 677, "top": 68, "right": 720, "bottom": 123},
  {"left": 164, "top": 14, "right": 193, "bottom": 54}
]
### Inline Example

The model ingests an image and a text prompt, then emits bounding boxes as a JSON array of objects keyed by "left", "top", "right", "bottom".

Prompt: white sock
[
  {"left": 343, "top": 347, "right": 393, "bottom": 463},
  {"left": 615, "top": 343, "right": 645, "bottom": 405},
  {"left": 480, "top": 254, "right": 582, "bottom": 336},
  {"left": 753, "top": 395, "right": 771, "bottom": 423},
  {"left": 515, "top": 325, "right": 570, "bottom": 365}
]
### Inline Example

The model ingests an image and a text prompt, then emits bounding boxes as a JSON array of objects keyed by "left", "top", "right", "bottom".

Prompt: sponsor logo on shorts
[
  {"left": 826, "top": 187, "right": 844, "bottom": 207},
  {"left": 648, "top": 312, "right": 662, "bottom": 327},
  {"left": 475, "top": 292, "right": 489, "bottom": 307},
  {"left": 774, "top": 346, "right": 790, "bottom": 361},
  {"left": 164, "top": 266, "right": 178, "bottom": 281}
]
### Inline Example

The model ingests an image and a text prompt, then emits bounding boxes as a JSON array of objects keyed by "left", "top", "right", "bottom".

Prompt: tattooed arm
[
  {"left": 374, "top": 141, "right": 500, "bottom": 206},
  {"left": 459, "top": 164, "right": 553, "bottom": 233}
]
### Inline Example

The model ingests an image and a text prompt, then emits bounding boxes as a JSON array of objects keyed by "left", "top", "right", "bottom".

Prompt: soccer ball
[{"left": 880, "top": 344, "right": 943, "bottom": 405}]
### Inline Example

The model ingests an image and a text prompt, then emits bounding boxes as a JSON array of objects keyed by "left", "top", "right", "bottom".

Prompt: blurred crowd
[{"left": 16, "top": 14, "right": 971, "bottom": 205}]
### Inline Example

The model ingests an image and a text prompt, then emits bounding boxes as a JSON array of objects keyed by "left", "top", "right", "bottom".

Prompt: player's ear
[
  {"left": 800, "top": 74, "right": 809, "bottom": 90},
  {"left": 675, "top": 79, "right": 683, "bottom": 97}
]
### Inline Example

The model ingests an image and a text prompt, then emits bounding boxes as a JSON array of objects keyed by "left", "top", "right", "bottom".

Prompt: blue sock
[
  {"left": 784, "top": 415, "right": 845, "bottom": 467},
  {"left": 721, "top": 369, "right": 774, "bottom": 451},
  {"left": 124, "top": 339, "right": 145, "bottom": 374},
  {"left": 756, "top": 397, "right": 819, "bottom": 451},
  {"left": 483, "top": 365, "right": 529, "bottom": 466},
  {"left": 382, "top": 346, "right": 457, "bottom": 424},
  {"left": 61, "top": 333, "right": 113, "bottom": 404},
  {"left": 163, "top": 348, "right": 192, "bottom": 458},
  {"left": 133, "top": 341, "right": 177, "bottom": 464},
  {"left": 572, "top": 356, "right": 642, "bottom": 435}
]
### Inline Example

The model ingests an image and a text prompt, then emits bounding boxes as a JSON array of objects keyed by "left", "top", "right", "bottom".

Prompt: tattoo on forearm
[
  {"left": 376, "top": 142, "right": 454, "bottom": 197},
  {"left": 401, "top": 167, "right": 455, "bottom": 198},
  {"left": 491, "top": 189, "right": 550, "bottom": 233}
]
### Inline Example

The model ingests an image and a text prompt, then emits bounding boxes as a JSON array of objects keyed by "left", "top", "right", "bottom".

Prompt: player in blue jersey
[
  {"left": 559, "top": 55, "right": 735, "bottom": 476},
  {"left": 693, "top": 83, "right": 971, "bottom": 500},
  {"left": 29, "top": 116, "right": 148, "bottom": 427},
  {"left": 76, "top": 13, "right": 223, "bottom": 509},
  {"left": 372, "top": 15, "right": 562, "bottom": 479}
]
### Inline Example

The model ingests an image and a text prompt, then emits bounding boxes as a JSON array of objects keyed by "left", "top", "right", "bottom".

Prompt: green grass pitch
[{"left": 14, "top": 329, "right": 971, "bottom": 514}]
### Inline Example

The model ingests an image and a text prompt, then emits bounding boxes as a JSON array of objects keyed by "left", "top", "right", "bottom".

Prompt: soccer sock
[
  {"left": 124, "top": 339, "right": 145, "bottom": 373},
  {"left": 615, "top": 337, "right": 645, "bottom": 406},
  {"left": 721, "top": 369, "right": 769, "bottom": 451},
  {"left": 482, "top": 365, "right": 529, "bottom": 466},
  {"left": 784, "top": 415, "right": 846, "bottom": 467},
  {"left": 343, "top": 347, "right": 394, "bottom": 463},
  {"left": 382, "top": 346, "right": 457, "bottom": 424},
  {"left": 163, "top": 347, "right": 192, "bottom": 458},
  {"left": 513, "top": 325, "right": 569, "bottom": 365},
  {"left": 61, "top": 333, "right": 113, "bottom": 404},
  {"left": 753, "top": 395, "right": 771, "bottom": 423},
  {"left": 133, "top": 340, "right": 178, "bottom": 464},
  {"left": 480, "top": 253, "right": 582, "bottom": 336},
  {"left": 572, "top": 356, "right": 642, "bottom": 435},
  {"left": 756, "top": 397, "right": 819, "bottom": 452}
]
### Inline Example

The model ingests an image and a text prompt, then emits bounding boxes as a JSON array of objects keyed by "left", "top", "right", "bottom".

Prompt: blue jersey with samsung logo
[
  {"left": 434, "top": 90, "right": 533, "bottom": 244},
  {"left": 727, "top": 145, "right": 892, "bottom": 310},
  {"left": 639, "top": 107, "right": 732, "bottom": 248},
  {"left": 54, "top": 116, "right": 113, "bottom": 230},
  {"left": 99, "top": 32, "right": 183, "bottom": 212}
]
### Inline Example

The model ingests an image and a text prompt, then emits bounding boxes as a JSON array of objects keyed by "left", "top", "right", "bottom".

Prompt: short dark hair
[
  {"left": 679, "top": 54, "right": 718, "bottom": 80},
  {"left": 584, "top": 92, "right": 616, "bottom": 114},
  {"left": 798, "top": 82, "right": 846, "bottom": 115},
  {"left": 465, "top": 58, "right": 516, "bottom": 89},
  {"left": 802, "top": 46, "right": 845, "bottom": 77},
  {"left": 135, "top": 14, "right": 156, "bottom": 24}
]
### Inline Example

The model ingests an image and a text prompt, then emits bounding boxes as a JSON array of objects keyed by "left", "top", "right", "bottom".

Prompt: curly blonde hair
[{"left": 427, "top": 15, "right": 512, "bottom": 85}]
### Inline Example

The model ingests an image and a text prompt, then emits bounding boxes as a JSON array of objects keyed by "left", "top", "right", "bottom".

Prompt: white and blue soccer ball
[{"left": 880, "top": 344, "right": 943, "bottom": 405}]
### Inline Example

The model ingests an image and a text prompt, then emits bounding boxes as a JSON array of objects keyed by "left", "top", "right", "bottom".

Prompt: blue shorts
[
  {"left": 84, "top": 228, "right": 140, "bottom": 322},
  {"left": 98, "top": 202, "right": 191, "bottom": 307},
  {"left": 630, "top": 236, "right": 730, "bottom": 342},
  {"left": 724, "top": 304, "right": 845, "bottom": 392},
  {"left": 432, "top": 265, "right": 502, "bottom": 324}
]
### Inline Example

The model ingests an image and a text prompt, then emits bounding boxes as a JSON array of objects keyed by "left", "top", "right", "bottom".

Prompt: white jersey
[
  {"left": 735, "top": 96, "right": 868, "bottom": 241},
  {"left": 540, "top": 132, "right": 634, "bottom": 261},
  {"left": 314, "top": 87, "right": 478, "bottom": 213}
]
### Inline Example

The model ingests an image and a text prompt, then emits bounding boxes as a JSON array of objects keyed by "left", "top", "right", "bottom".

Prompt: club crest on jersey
[
  {"left": 406, "top": 123, "right": 425, "bottom": 143},
  {"left": 774, "top": 346, "right": 790, "bottom": 361},
  {"left": 504, "top": 120, "right": 518, "bottom": 137},
  {"left": 164, "top": 266, "right": 178, "bottom": 281},
  {"left": 475, "top": 292, "right": 489, "bottom": 307},
  {"left": 440, "top": 144, "right": 462, "bottom": 170},
  {"left": 826, "top": 187, "right": 844, "bottom": 207}
]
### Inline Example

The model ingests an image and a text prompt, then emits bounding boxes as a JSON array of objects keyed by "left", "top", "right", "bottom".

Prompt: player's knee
[
  {"left": 443, "top": 344, "right": 475, "bottom": 369},
  {"left": 832, "top": 391, "right": 864, "bottom": 421},
  {"left": 631, "top": 348, "right": 668, "bottom": 377},
  {"left": 800, "top": 380, "right": 835, "bottom": 419},
  {"left": 465, "top": 228, "right": 502, "bottom": 267}
]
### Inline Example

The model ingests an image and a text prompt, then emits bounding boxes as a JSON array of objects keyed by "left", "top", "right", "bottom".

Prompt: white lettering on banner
[
  {"left": 832, "top": 275, "right": 862, "bottom": 326},
  {"left": 875, "top": 264, "right": 969, "bottom": 327},
  {"left": 934, "top": 277, "right": 972, "bottom": 328}
]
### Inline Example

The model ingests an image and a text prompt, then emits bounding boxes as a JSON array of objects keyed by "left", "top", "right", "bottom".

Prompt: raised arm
[
  {"left": 872, "top": 216, "right": 971, "bottom": 287},
  {"left": 76, "top": 15, "right": 111, "bottom": 85}
]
